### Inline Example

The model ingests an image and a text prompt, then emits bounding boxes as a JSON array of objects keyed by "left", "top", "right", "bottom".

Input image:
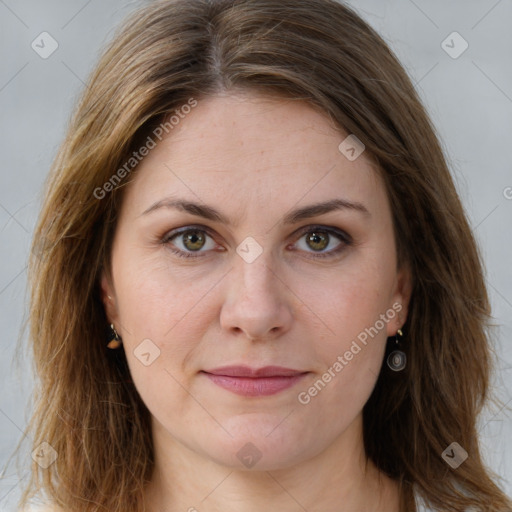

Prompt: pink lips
[{"left": 201, "top": 365, "right": 309, "bottom": 396}]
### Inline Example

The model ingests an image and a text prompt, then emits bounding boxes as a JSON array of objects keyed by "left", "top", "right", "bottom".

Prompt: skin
[{"left": 101, "top": 91, "right": 412, "bottom": 512}]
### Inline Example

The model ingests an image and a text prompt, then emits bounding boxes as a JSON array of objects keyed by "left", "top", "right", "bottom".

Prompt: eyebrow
[{"left": 140, "top": 197, "right": 371, "bottom": 225}]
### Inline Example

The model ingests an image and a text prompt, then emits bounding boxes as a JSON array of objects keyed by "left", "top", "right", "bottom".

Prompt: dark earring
[
  {"left": 387, "top": 328, "right": 406, "bottom": 371},
  {"left": 107, "top": 323, "right": 122, "bottom": 349}
]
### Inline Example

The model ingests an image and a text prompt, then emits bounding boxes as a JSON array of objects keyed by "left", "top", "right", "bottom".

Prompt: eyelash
[{"left": 161, "top": 224, "right": 352, "bottom": 260}]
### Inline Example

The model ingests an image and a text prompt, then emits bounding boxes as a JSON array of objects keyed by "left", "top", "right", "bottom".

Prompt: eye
[
  {"left": 291, "top": 226, "right": 352, "bottom": 259},
  {"left": 162, "top": 226, "right": 218, "bottom": 259},
  {"left": 162, "top": 224, "right": 352, "bottom": 260}
]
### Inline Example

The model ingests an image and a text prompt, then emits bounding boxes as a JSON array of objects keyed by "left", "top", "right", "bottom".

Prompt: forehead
[{"left": 120, "top": 92, "right": 385, "bottom": 222}]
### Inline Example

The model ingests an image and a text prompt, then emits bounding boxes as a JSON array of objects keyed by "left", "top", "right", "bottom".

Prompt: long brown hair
[{"left": 18, "top": 0, "right": 511, "bottom": 510}]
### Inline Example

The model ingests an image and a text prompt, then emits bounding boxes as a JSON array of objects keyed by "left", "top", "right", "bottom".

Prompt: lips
[
  {"left": 203, "top": 365, "right": 306, "bottom": 378},
  {"left": 201, "top": 365, "right": 309, "bottom": 396}
]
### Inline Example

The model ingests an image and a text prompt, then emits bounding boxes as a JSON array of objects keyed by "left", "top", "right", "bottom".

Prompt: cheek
[
  {"left": 294, "top": 276, "right": 389, "bottom": 433},
  {"left": 113, "top": 247, "right": 217, "bottom": 339},
  {"left": 291, "top": 253, "right": 394, "bottom": 407},
  {"left": 293, "top": 255, "right": 394, "bottom": 347},
  {"left": 111, "top": 256, "right": 222, "bottom": 408}
]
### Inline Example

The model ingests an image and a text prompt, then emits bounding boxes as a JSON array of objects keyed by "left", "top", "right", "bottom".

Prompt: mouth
[{"left": 200, "top": 365, "right": 310, "bottom": 397}]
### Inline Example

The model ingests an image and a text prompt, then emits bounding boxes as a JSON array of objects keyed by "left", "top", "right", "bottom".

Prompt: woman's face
[{"left": 101, "top": 92, "right": 411, "bottom": 471}]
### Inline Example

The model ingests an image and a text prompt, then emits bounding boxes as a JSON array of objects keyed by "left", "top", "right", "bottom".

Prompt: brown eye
[
  {"left": 305, "top": 231, "right": 329, "bottom": 252},
  {"left": 181, "top": 230, "right": 206, "bottom": 251},
  {"left": 293, "top": 226, "right": 352, "bottom": 259},
  {"left": 163, "top": 227, "right": 217, "bottom": 259},
  {"left": 162, "top": 225, "right": 351, "bottom": 260}
]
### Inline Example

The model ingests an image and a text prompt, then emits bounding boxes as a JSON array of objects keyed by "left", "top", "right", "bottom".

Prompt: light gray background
[{"left": 0, "top": 0, "right": 511, "bottom": 510}]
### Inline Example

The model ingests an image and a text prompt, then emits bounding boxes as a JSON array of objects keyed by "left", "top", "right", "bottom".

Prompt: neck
[{"left": 144, "top": 413, "right": 400, "bottom": 512}]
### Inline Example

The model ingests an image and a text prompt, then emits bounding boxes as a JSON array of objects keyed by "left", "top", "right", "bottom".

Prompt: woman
[{"left": 19, "top": 0, "right": 511, "bottom": 510}]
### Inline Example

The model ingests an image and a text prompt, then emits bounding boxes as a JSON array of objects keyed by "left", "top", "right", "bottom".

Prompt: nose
[{"left": 219, "top": 254, "right": 294, "bottom": 342}]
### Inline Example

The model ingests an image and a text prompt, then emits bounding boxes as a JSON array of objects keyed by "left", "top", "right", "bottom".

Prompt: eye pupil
[
  {"left": 183, "top": 231, "right": 205, "bottom": 251},
  {"left": 307, "top": 231, "right": 329, "bottom": 251}
]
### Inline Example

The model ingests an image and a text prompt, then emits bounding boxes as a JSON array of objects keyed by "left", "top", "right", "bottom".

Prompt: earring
[
  {"left": 107, "top": 323, "right": 122, "bottom": 349},
  {"left": 387, "top": 328, "right": 406, "bottom": 371}
]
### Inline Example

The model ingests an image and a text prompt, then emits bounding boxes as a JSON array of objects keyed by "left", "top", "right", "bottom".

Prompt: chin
[{"left": 196, "top": 427, "right": 313, "bottom": 472}]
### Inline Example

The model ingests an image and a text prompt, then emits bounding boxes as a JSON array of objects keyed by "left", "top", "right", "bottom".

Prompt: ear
[
  {"left": 386, "top": 262, "right": 413, "bottom": 336},
  {"left": 100, "top": 271, "right": 119, "bottom": 325}
]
